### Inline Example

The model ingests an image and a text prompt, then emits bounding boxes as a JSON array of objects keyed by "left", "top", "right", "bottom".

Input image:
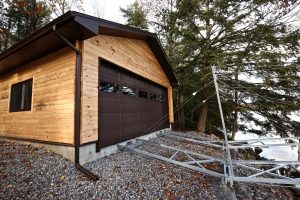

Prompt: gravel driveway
[{"left": 0, "top": 132, "right": 297, "bottom": 200}]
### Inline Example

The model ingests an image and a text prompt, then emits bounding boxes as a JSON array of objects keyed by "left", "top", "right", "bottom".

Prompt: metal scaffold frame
[
  {"left": 211, "top": 65, "right": 300, "bottom": 185},
  {"left": 119, "top": 66, "right": 300, "bottom": 187},
  {"left": 119, "top": 130, "right": 300, "bottom": 186}
]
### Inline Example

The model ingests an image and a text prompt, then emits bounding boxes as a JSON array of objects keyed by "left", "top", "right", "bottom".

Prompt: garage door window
[
  {"left": 138, "top": 91, "right": 148, "bottom": 99},
  {"left": 122, "top": 86, "right": 136, "bottom": 96},
  {"left": 157, "top": 95, "right": 163, "bottom": 102},
  {"left": 150, "top": 93, "right": 164, "bottom": 102},
  {"left": 100, "top": 81, "right": 119, "bottom": 93},
  {"left": 10, "top": 79, "right": 33, "bottom": 112},
  {"left": 150, "top": 93, "right": 157, "bottom": 100}
]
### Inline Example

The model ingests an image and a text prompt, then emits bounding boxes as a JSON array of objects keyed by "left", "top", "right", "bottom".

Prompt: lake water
[{"left": 235, "top": 132, "right": 299, "bottom": 161}]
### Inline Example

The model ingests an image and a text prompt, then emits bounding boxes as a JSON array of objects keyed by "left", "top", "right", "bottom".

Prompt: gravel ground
[{"left": 0, "top": 131, "right": 298, "bottom": 200}]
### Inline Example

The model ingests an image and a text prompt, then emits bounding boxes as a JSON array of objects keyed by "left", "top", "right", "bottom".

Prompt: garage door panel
[
  {"left": 109, "top": 98, "right": 122, "bottom": 113},
  {"left": 120, "top": 113, "right": 130, "bottom": 124},
  {"left": 110, "top": 67, "right": 121, "bottom": 83},
  {"left": 99, "top": 95, "right": 110, "bottom": 113},
  {"left": 99, "top": 113, "right": 110, "bottom": 127},
  {"left": 108, "top": 113, "right": 121, "bottom": 126},
  {"left": 99, "top": 60, "right": 169, "bottom": 148},
  {"left": 100, "top": 61, "right": 110, "bottom": 80},
  {"left": 121, "top": 127, "right": 132, "bottom": 139},
  {"left": 99, "top": 128, "right": 121, "bottom": 147}
]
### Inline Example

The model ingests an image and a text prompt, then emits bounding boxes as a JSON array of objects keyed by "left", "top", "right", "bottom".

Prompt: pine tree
[
  {"left": 0, "top": 0, "right": 51, "bottom": 52},
  {"left": 0, "top": 1, "right": 5, "bottom": 51},
  {"left": 120, "top": 1, "right": 149, "bottom": 30},
  {"left": 141, "top": 0, "right": 190, "bottom": 129},
  {"left": 141, "top": 0, "right": 300, "bottom": 138},
  {"left": 174, "top": 0, "right": 300, "bottom": 138}
]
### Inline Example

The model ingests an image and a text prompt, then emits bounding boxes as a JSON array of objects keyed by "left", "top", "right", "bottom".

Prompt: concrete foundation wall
[{"left": 2, "top": 129, "right": 168, "bottom": 164}]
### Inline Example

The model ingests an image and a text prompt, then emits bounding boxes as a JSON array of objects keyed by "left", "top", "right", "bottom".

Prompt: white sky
[{"left": 83, "top": 0, "right": 136, "bottom": 23}]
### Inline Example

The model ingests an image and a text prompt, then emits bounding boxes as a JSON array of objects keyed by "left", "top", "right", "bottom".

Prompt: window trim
[{"left": 9, "top": 78, "right": 33, "bottom": 113}]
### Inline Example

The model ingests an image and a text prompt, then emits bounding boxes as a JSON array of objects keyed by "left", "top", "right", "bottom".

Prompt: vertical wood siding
[
  {"left": 81, "top": 35, "right": 174, "bottom": 144},
  {"left": 0, "top": 48, "right": 75, "bottom": 144}
]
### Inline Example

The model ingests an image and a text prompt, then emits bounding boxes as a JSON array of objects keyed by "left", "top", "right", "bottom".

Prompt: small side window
[
  {"left": 100, "top": 81, "right": 119, "bottom": 93},
  {"left": 122, "top": 86, "right": 136, "bottom": 96},
  {"left": 138, "top": 91, "right": 148, "bottom": 99},
  {"left": 10, "top": 79, "right": 33, "bottom": 112}
]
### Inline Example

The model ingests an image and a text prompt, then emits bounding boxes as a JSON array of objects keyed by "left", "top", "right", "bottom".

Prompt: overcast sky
[{"left": 83, "top": 0, "right": 136, "bottom": 23}]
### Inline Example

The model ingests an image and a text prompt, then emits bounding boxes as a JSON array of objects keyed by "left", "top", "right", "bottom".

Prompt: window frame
[{"left": 9, "top": 78, "right": 33, "bottom": 113}]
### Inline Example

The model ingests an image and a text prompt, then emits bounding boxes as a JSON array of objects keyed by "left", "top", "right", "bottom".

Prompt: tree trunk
[
  {"left": 29, "top": 1, "right": 38, "bottom": 34},
  {"left": 196, "top": 101, "right": 208, "bottom": 133},
  {"left": 179, "top": 94, "right": 185, "bottom": 131},
  {"left": 3, "top": 17, "right": 12, "bottom": 50},
  {"left": 196, "top": 0, "right": 211, "bottom": 134},
  {"left": 232, "top": 108, "right": 238, "bottom": 140},
  {"left": 232, "top": 70, "right": 239, "bottom": 140},
  {"left": 298, "top": 139, "right": 300, "bottom": 161},
  {"left": 176, "top": 90, "right": 180, "bottom": 129}
]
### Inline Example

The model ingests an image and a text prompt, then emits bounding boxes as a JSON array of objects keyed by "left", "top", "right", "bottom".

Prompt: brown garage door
[{"left": 98, "top": 59, "right": 169, "bottom": 148}]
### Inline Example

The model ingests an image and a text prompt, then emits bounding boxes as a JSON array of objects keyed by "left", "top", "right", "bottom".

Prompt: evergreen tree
[
  {"left": 0, "top": 1, "right": 5, "bottom": 51},
  {"left": 120, "top": 1, "right": 149, "bottom": 30},
  {"left": 0, "top": 0, "right": 51, "bottom": 52},
  {"left": 178, "top": 0, "right": 300, "bottom": 138},
  {"left": 141, "top": 0, "right": 189, "bottom": 129},
  {"left": 143, "top": 0, "right": 300, "bottom": 138}
]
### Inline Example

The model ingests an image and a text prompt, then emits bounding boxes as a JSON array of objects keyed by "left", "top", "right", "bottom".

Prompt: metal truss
[
  {"left": 119, "top": 131, "right": 300, "bottom": 186},
  {"left": 228, "top": 137, "right": 300, "bottom": 185},
  {"left": 119, "top": 138, "right": 225, "bottom": 178},
  {"left": 165, "top": 131, "right": 300, "bottom": 185},
  {"left": 228, "top": 137, "right": 300, "bottom": 149}
]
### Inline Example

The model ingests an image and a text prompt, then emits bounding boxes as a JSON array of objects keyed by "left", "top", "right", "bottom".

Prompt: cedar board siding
[
  {"left": 0, "top": 48, "right": 75, "bottom": 144},
  {"left": 81, "top": 35, "right": 174, "bottom": 144}
]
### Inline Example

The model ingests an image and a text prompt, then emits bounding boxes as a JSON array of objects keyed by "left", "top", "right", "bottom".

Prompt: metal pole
[
  {"left": 298, "top": 139, "right": 300, "bottom": 161},
  {"left": 212, "top": 66, "right": 234, "bottom": 186}
]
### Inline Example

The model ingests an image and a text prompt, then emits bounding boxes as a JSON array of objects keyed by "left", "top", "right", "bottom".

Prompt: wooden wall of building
[
  {"left": 0, "top": 48, "right": 75, "bottom": 144},
  {"left": 80, "top": 40, "right": 99, "bottom": 144},
  {"left": 81, "top": 35, "right": 174, "bottom": 144}
]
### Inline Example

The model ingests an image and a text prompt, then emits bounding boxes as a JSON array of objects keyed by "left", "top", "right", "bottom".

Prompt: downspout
[{"left": 53, "top": 25, "right": 99, "bottom": 181}]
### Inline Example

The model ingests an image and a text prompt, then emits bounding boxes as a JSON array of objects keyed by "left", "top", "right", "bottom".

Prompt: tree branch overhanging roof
[{"left": 0, "top": 11, "right": 179, "bottom": 86}]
